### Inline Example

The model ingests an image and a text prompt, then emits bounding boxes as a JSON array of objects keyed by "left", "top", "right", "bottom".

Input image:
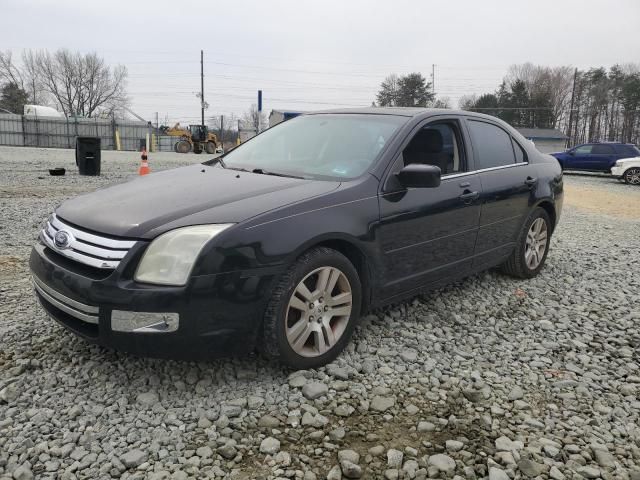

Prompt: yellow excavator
[{"left": 161, "top": 123, "right": 220, "bottom": 154}]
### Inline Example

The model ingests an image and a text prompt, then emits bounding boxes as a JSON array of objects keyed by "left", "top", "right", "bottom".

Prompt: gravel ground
[{"left": 0, "top": 146, "right": 639, "bottom": 480}]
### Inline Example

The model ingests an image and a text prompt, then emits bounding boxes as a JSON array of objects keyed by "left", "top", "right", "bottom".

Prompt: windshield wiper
[
  {"left": 226, "top": 166, "right": 252, "bottom": 173},
  {"left": 251, "top": 168, "right": 306, "bottom": 179},
  {"left": 203, "top": 156, "right": 227, "bottom": 168}
]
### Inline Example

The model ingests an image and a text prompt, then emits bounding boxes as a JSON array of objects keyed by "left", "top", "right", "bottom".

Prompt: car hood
[
  {"left": 56, "top": 164, "right": 340, "bottom": 239},
  {"left": 616, "top": 156, "right": 640, "bottom": 164}
]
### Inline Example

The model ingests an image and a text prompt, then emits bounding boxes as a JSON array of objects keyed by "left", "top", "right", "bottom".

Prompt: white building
[{"left": 516, "top": 128, "right": 568, "bottom": 153}]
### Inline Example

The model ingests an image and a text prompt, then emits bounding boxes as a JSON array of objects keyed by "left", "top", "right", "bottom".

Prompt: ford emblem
[{"left": 54, "top": 230, "right": 73, "bottom": 249}]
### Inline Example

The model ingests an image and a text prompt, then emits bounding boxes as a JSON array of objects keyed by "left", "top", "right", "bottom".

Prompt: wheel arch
[
  {"left": 289, "top": 235, "right": 373, "bottom": 314},
  {"left": 533, "top": 199, "right": 557, "bottom": 233}
]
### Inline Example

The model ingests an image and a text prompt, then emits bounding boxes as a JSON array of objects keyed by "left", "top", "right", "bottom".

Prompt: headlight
[{"left": 135, "top": 224, "right": 233, "bottom": 286}]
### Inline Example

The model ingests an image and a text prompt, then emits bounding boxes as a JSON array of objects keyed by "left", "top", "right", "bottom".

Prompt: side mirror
[
  {"left": 396, "top": 164, "right": 441, "bottom": 188},
  {"left": 568, "top": 150, "right": 575, "bottom": 156}
]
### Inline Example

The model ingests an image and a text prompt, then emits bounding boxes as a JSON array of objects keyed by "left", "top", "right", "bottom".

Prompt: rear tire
[
  {"left": 623, "top": 167, "right": 640, "bottom": 185},
  {"left": 501, "top": 207, "right": 552, "bottom": 279},
  {"left": 262, "top": 247, "right": 361, "bottom": 369},
  {"left": 175, "top": 140, "right": 191, "bottom": 154}
]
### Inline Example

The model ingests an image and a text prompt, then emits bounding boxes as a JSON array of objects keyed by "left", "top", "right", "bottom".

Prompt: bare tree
[
  {"left": 34, "top": 49, "right": 128, "bottom": 117},
  {"left": 505, "top": 63, "right": 573, "bottom": 127},
  {"left": 430, "top": 96, "right": 452, "bottom": 108},
  {"left": 376, "top": 74, "right": 400, "bottom": 106},
  {"left": 241, "top": 104, "right": 267, "bottom": 132},
  {"left": 0, "top": 49, "right": 127, "bottom": 117},
  {"left": 0, "top": 51, "right": 25, "bottom": 91},
  {"left": 458, "top": 94, "right": 479, "bottom": 110}
]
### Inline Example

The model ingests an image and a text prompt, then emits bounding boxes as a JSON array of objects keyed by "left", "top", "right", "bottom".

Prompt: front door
[
  {"left": 569, "top": 144, "right": 593, "bottom": 169},
  {"left": 377, "top": 119, "right": 481, "bottom": 299}
]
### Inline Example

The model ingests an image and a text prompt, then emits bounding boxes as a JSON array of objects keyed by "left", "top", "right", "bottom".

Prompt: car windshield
[{"left": 216, "top": 114, "right": 407, "bottom": 180}]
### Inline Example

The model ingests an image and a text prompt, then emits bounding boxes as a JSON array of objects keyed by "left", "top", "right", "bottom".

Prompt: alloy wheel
[
  {"left": 624, "top": 168, "right": 640, "bottom": 185},
  {"left": 525, "top": 217, "right": 548, "bottom": 270},
  {"left": 285, "top": 266, "right": 353, "bottom": 357}
]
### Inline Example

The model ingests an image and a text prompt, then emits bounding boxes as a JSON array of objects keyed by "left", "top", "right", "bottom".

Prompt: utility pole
[
  {"left": 220, "top": 114, "right": 224, "bottom": 145},
  {"left": 257, "top": 90, "right": 263, "bottom": 133},
  {"left": 200, "top": 50, "right": 205, "bottom": 127},
  {"left": 566, "top": 68, "right": 578, "bottom": 148},
  {"left": 155, "top": 112, "right": 159, "bottom": 152},
  {"left": 431, "top": 64, "right": 436, "bottom": 95}
]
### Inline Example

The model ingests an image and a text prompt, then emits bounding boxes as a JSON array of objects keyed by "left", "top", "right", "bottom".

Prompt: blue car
[{"left": 551, "top": 142, "right": 640, "bottom": 172}]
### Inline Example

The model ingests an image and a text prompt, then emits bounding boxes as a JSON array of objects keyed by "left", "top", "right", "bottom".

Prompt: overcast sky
[{"left": 4, "top": 0, "right": 640, "bottom": 125}]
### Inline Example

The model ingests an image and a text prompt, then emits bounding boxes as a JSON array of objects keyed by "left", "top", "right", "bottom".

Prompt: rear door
[
  {"left": 465, "top": 119, "right": 538, "bottom": 269},
  {"left": 587, "top": 144, "right": 616, "bottom": 171}
]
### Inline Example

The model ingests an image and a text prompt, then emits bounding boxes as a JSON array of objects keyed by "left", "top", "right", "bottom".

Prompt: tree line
[
  {"left": 459, "top": 63, "right": 640, "bottom": 146},
  {"left": 0, "top": 49, "right": 127, "bottom": 117}
]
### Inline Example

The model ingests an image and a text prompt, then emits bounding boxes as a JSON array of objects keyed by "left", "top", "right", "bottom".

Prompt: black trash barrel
[{"left": 76, "top": 137, "right": 101, "bottom": 176}]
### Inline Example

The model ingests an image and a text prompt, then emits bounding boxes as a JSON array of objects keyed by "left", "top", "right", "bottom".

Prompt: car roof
[
  {"left": 305, "top": 107, "right": 502, "bottom": 121},
  {"left": 580, "top": 142, "right": 637, "bottom": 146}
]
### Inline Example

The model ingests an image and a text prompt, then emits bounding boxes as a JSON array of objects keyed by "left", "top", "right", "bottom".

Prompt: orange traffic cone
[{"left": 139, "top": 149, "right": 150, "bottom": 176}]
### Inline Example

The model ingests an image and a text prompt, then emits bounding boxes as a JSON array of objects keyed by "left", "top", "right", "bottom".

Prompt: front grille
[{"left": 40, "top": 214, "right": 136, "bottom": 269}]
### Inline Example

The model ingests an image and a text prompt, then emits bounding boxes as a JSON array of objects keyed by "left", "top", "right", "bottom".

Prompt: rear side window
[
  {"left": 467, "top": 120, "right": 515, "bottom": 169},
  {"left": 615, "top": 145, "right": 640, "bottom": 157},
  {"left": 512, "top": 139, "right": 527, "bottom": 163},
  {"left": 592, "top": 144, "right": 615, "bottom": 154}
]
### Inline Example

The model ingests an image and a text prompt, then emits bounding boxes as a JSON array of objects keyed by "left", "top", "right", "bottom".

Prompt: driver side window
[
  {"left": 402, "top": 122, "right": 465, "bottom": 175},
  {"left": 574, "top": 145, "right": 592, "bottom": 155}
]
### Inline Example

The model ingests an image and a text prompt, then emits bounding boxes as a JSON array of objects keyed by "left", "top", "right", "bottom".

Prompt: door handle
[
  {"left": 459, "top": 190, "right": 479, "bottom": 204},
  {"left": 459, "top": 181, "right": 471, "bottom": 188},
  {"left": 525, "top": 176, "right": 538, "bottom": 187}
]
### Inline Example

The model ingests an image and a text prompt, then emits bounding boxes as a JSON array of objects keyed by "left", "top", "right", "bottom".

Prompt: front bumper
[
  {"left": 29, "top": 242, "right": 282, "bottom": 360},
  {"left": 610, "top": 165, "right": 625, "bottom": 177}
]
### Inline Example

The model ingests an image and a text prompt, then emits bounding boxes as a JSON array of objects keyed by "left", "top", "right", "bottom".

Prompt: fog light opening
[{"left": 111, "top": 311, "right": 179, "bottom": 333}]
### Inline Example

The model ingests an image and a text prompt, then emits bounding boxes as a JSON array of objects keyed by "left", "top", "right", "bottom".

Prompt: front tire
[
  {"left": 262, "top": 247, "right": 361, "bottom": 369},
  {"left": 205, "top": 141, "right": 217, "bottom": 154},
  {"left": 501, "top": 207, "right": 552, "bottom": 279},
  {"left": 623, "top": 167, "right": 640, "bottom": 185},
  {"left": 175, "top": 140, "right": 191, "bottom": 154}
]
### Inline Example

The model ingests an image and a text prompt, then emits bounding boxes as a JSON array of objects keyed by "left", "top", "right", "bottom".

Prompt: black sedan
[{"left": 30, "top": 108, "right": 563, "bottom": 368}]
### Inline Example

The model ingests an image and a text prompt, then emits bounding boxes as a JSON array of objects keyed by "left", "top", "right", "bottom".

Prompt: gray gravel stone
[
  {"left": 428, "top": 454, "right": 456, "bottom": 475},
  {"left": 446, "top": 440, "right": 464, "bottom": 452},
  {"left": 489, "top": 467, "right": 510, "bottom": 480},
  {"left": 518, "top": 459, "right": 543, "bottom": 477},
  {"left": 327, "top": 464, "right": 342, "bottom": 480},
  {"left": 340, "top": 460, "right": 362, "bottom": 479},
  {"left": 260, "top": 437, "right": 281, "bottom": 455},
  {"left": 338, "top": 450, "right": 360, "bottom": 464},
  {"left": 508, "top": 386, "right": 524, "bottom": 401},
  {"left": 302, "top": 382, "right": 329, "bottom": 400},
  {"left": 120, "top": 449, "right": 147, "bottom": 468},
  {"left": 135, "top": 390, "right": 159, "bottom": 407},
  {"left": 371, "top": 396, "right": 395, "bottom": 412},
  {"left": 387, "top": 449, "right": 403, "bottom": 468},
  {"left": 577, "top": 466, "right": 601, "bottom": 479},
  {"left": 12, "top": 465, "right": 33, "bottom": 480}
]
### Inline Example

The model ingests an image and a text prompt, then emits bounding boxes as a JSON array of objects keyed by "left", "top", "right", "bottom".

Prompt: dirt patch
[
  {"left": 0, "top": 255, "right": 24, "bottom": 271},
  {"left": 564, "top": 183, "right": 640, "bottom": 219}
]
